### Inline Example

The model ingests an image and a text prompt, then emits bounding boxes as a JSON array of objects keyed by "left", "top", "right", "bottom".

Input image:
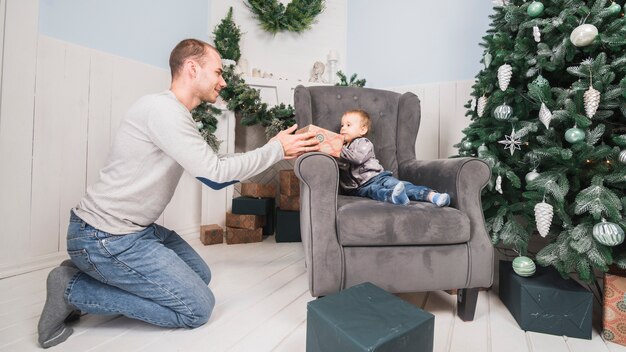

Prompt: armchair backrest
[{"left": 293, "top": 85, "right": 421, "bottom": 175}]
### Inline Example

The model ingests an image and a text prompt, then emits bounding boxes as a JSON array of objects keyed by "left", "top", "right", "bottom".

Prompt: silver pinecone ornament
[
  {"left": 539, "top": 103, "right": 552, "bottom": 129},
  {"left": 477, "top": 96, "right": 488, "bottom": 117},
  {"left": 584, "top": 86, "right": 600, "bottom": 118},
  {"left": 533, "top": 26, "right": 541, "bottom": 42},
  {"left": 498, "top": 64, "right": 513, "bottom": 91},
  {"left": 495, "top": 175, "right": 503, "bottom": 194},
  {"left": 534, "top": 201, "right": 553, "bottom": 237}
]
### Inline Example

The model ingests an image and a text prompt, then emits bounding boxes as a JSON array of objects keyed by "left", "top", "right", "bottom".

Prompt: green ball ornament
[
  {"left": 493, "top": 104, "right": 513, "bottom": 121},
  {"left": 512, "top": 256, "right": 536, "bottom": 277},
  {"left": 462, "top": 141, "right": 473, "bottom": 150},
  {"left": 527, "top": 1, "right": 544, "bottom": 17},
  {"left": 593, "top": 219, "right": 625, "bottom": 246},
  {"left": 564, "top": 127, "right": 585, "bottom": 143},
  {"left": 196, "top": 121, "right": 204, "bottom": 129},
  {"left": 608, "top": 2, "right": 621, "bottom": 15}
]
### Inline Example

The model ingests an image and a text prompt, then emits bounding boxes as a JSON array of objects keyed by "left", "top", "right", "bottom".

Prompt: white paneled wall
[
  {"left": 387, "top": 80, "right": 474, "bottom": 160},
  {"left": 0, "top": 33, "right": 210, "bottom": 278}
]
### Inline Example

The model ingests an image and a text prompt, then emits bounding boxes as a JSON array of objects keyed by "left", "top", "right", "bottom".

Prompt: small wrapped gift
[
  {"left": 603, "top": 273, "right": 626, "bottom": 345},
  {"left": 498, "top": 260, "right": 593, "bottom": 339},
  {"left": 231, "top": 196, "right": 275, "bottom": 236},
  {"left": 307, "top": 282, "right": 434, "bottom": 352},
  {"left": 225, "top": 212, "right": 265, "bottom": 230},
  {"left": 275, "top": 209, "right": 301, "bottom": 243},
  {"left": 279, "top": 169, "right": 300, "bottom": 196},
  {"left": 240, "top": 182, "right": 276, "bottom": 198},
  {"left": 199, "top": 224, "right": 223, "bottom": 245},
  {"left": 279, "top": 194, "right": 300, "bottom": 211},
  {"left": 295, "top": 124, "right": 344, "bottom": 158},
  {"left": 225, "top": 227, "right": 263, "bottom": 244}
]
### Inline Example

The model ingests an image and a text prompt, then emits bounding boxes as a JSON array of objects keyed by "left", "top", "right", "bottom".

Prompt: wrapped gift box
[
  {"left": 241, "top": 182, "right": 276, "bottom": 198},
  {"left": 279, "top": 194, "right": 300, "bottom": 211},
  {"left": 275, "top": 209, "right": 301, "bottom": 242},
  {"left": 602, "top": 273, "right": 626, "bottom": 345},
  {"left": 280, "top": 169, "right": 300, "bottom": 196},
  {"left": 225, "top": 227, "right": 263, "bottom": 244},
  {"left": 307, "top": 282, "right": 434, "bottom": 352},
  {"left": 199, "top": 224, "right": 223, "bottom": 245},
  {"left": 296, "top": 124, "right": 344, "bottom": 158},
  {"left": 225, "top": 212, "right": 265, "bottom": 230},
  {"left": 231, "top": 196, "right": 275, "bottom": 236},
  {"left": 498, "top": 260, "right": 593, "bottom": 339}
]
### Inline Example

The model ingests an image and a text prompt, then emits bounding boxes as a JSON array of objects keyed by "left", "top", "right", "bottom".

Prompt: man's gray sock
[
  {"left": 38, "top": 266, "right": 79, "bottom": 348},
  {"left": 59, "top": 260, "right": 82, "bottom": 323}
]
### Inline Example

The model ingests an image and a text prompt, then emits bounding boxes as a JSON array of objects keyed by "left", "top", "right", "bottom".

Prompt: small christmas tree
[
  {"left": 458, "top": 0, "right": 626, "bottom": 282},
  {"left": 212, "top": 7, "right": 242, "bottom": 62}
]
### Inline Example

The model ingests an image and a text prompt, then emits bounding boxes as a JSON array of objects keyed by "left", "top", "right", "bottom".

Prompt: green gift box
[
  {"left": 231, "top": 196, "right": 275, "bottom": 236},
  {"left": 306, "top": 282, "right": 434, "bottom": 352},
  {"left": 498, "top": 260, "right": 593, "bottom": 339},
  {"left": 275, "top": 208, "right": 301, "bottom": 242}
]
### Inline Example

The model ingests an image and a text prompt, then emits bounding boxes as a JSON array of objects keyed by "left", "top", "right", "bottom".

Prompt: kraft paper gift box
[
  {"left": 199, "top": 224, "right": 223, "bottom": 245},
  {"left": 306, "top": 282, "right": 434, "bottom": 352},
  {"left": 275, "top": 208, "right": 301, "bottom": 243},
  {"left": 279, "top": 169, "right": 300, "bottom": 196},
  {"left": 602, "top": 273, "right": 626, "bottom": 345},
  {"left": 295, "top": 124, "right": 344, "bottom": 158},
  {"left": 279, "top": 194, "right": 300, "bottom": 211},
  {"left": 225, "top": 227, "right": 263, "bottom": 244},
  {"left": 231, "top": 196, "right": 275, "bottom": 236},
  {"left": 240, "top": 182, "right": 276, "bottom": 198},
  {"left": 225, "top": 212, "right": 265, "bottom": 230},
  {"left": 498, "top": 260, "right": 593, "bottom": 339}
]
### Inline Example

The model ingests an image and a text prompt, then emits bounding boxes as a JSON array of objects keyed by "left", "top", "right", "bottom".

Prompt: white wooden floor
[{"left": 2, "top": 236, "right": 626, "bottom": 352}]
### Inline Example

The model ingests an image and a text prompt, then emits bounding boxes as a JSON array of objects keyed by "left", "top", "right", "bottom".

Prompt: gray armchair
[{"left": 293, "top": 85, "right": 493, "bottom": 321}]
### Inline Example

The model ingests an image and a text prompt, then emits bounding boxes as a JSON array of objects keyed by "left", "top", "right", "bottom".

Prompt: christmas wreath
[{"left": 244, "top": 0, "right": 325, "bottom": 34}]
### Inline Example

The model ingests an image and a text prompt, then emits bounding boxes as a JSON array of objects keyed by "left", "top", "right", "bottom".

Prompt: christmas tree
[{"left": 457, "top": 0, "right": 626, "bottom": 282}]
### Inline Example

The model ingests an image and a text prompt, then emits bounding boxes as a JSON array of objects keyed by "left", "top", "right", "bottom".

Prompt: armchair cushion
[{"left": 337, "top": 195, "right": 470, "bottom": 246}]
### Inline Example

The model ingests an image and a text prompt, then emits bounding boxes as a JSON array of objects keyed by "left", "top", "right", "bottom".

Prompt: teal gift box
[
  {"left": 498, "top": 260, "right": 593, "bottom": 339},
  {"left": 306, "top": 282, "right": 434, "bottom": 352}
]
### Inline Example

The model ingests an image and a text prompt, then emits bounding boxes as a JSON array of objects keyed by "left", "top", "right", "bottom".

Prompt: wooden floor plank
[{"left": 1, "top": 239, "right": 623, "bottom": 351}]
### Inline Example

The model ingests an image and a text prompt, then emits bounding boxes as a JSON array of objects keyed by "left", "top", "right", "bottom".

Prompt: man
[{"left": 37, "top": 38, "right": 320, "bottom": 348}]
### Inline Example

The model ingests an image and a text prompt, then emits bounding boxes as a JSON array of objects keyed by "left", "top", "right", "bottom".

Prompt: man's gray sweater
[{"left": 74, "top": 90, "right": 284, "bottom": 234}]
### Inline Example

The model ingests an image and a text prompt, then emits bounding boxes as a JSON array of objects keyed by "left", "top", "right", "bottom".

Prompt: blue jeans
[
  {"left": 356, "top": 171, "right": 432, "bottom": 203},
  {"left": 65, "top": 210, "right": 214, "bottom": 328}
]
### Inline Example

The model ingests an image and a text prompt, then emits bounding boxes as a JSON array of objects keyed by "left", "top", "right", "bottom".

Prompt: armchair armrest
[
  {"left": 399, "top": 157, "right": 494, "bottom": 288},
  {"left": 294, "top": 152, "right": 344, "bottom": 296}
]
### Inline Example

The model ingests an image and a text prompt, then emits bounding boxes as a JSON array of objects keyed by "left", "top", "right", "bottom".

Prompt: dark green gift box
[
  {"left": 275, "top": 208, "right": 301, "bottom": 242},
  {"left": 231, "top": 196, "right": 275, "bottom": 236},
  {"left": 498, "top": 260, "right": 593, "bottom": 339},
  {"left": 306, "top": 282, "right": 434, "bottom": 352}
]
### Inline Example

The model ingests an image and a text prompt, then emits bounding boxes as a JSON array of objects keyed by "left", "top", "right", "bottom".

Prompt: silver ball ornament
[
  {"left": 196, "top": 121, "right": 204, "bottom": 129},
  {"left": 493, "top": 104, "right": 513, "bottom": 121},
  {"left": 593, "top": 219, "right": 625, "bottom": 246},
  {"left": 525, "top": 169, "right": 540, "bottom": 183},
  {"left": 570, "top": 24, "right": 598, "bottom": 47}
]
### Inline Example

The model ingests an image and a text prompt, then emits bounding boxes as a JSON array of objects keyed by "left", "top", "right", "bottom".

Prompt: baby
[{"left": 337, "top": 109, "right": 450, "bottom": 206}]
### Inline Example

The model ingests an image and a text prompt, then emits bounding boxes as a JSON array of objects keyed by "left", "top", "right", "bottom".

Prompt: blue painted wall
[
  {"left": 347, "top": 1, "right": 494, "bottom": 87},
  {"left": 39, "top": 0, "right": 209, "bottom": 69}
]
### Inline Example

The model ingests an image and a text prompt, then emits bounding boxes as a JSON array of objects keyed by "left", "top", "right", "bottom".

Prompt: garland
[
  {"left": 192, "top": 7, "right": 365, "bottom": 152},
  {"left": 244, "top": 0, "right": 325, "bottom": 34}
]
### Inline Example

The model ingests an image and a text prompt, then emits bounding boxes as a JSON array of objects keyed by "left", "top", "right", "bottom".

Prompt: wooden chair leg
[{"left": 457, "top": 288, "right": 479, "bottom": 321}]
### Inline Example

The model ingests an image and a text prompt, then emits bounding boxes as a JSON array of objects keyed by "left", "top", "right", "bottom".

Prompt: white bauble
[
  {"left": 570, "top": 24, "right": 598, "bottom": 47},
  {"left": 525, "top": 169, "right": 540, "bottom": 183}
]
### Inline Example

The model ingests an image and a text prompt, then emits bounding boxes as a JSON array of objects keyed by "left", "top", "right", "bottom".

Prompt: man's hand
[{"left": 270, "top": 124, "right": 321, "bottom": 159}]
